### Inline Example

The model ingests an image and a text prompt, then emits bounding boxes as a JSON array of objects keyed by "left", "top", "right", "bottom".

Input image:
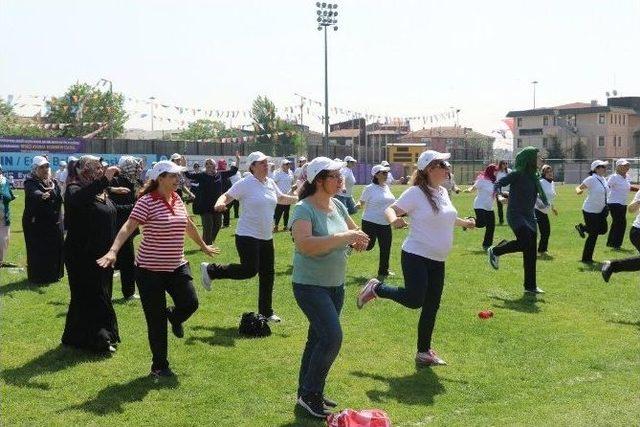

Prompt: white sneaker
[
  {"left": 267, "top": 314, "right": 282, "bottom": 323},
  {"left": 357, "top": 278, "right": 379, "bottom": 309},
  {"left": 200, "top": 262, "right": 212, "bottom": 291}
]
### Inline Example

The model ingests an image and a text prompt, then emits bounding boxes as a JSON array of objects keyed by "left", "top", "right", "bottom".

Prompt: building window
[
  {"left": 618, "top": 136, "right": 622, "bottom": 147},
  {"left": 623, "top": 115, "right": 626, "bottom": 125},
  {"left": 598, "top": 114, "right": 605, "bottom": 124},
  {"left": 610, "top": 114, "right": 613, "bottom": 124},
  {"left": 516, "top": 138, "right": 522, "bottom": 148},
  {"left": 598, "top": 136, "right": 605, "bottom": 147},
  {"left": 542, "top": 137, "right": 548, "bottom": 148},
  {"left": 543, "top": 116, "right": 548, "bottom": 126},
  {"left": 517, "top": 117, "right": 522, "bottom": 127}
]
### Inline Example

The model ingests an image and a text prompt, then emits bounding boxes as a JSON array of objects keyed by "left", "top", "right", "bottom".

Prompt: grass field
[{"left": 1, "top": 185, "right": 639, "bottom": 426}]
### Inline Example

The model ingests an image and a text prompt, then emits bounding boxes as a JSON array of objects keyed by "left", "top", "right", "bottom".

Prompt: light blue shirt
[{"left": 289, "top": 198, "right": 350, "bottom": 287}]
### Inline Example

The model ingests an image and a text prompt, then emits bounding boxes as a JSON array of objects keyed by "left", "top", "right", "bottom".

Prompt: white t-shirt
[
  {"left": 229, "top": 171, "right": 242, "bottom": 185},
  {"left": 293, "top": 165, "right": 306, "bottom": 181},
  {"left": 394, "top": 185, "right": 458, "bottom": 262},
  {"left": 341, "top": 167, "right": 356, "bottom": 197},
  {"left": 631, "top": 191, "right": 640, "bottom": 229},
  {"left": 227, "top": 174, "right": 283, "bottom": 240},
  {"left": 473, "top": 177, "right": 495, "bottom": 211},
  {"left": 607, "top": 173, "right": 631, "bottom": 205},
  {"left": 581, "top": 175, "right": 609, "bottom": 213},
  {"left": 386, "top": 172, "right": 395, "bottom": 185},
  {"left": 272, "top": 169, "right": 294, "bottom": 194},
  {"left": 496, "top": 169, "right": 511, "bottom": 192},
  {"left": 360, "top": 183, "right": 396, "bottom": 225},
  {"left": 536, "top": 179, "right": 556, "bottom": 214}
]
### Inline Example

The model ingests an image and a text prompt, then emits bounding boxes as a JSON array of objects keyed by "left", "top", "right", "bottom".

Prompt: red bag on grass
[{"left": 326, "top": 408, "right": 391, "bottom": 427}]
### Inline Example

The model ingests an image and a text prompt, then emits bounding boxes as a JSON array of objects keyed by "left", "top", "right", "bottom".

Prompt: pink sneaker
[
  {"left": 357, "top": 278, "right": 379, "bottom": 309},
  {"left": 415, "top": 349, "right": 447, "bottom": 366}
]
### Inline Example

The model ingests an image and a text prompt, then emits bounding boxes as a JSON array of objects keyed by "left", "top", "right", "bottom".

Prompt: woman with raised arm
[{"left": 574, "top": 160, "right": 609, "bottom": 264}]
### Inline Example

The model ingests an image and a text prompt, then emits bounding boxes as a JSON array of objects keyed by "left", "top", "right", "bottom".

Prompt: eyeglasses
[
  {"left": 378, "top": 171, "right": 389, "bottom": 175},
  {"left": 430, "top": 160, "right": 448, "bottom": 169},
  {"left": 326, "top": 173, "right": 343, "bottom": 180}
]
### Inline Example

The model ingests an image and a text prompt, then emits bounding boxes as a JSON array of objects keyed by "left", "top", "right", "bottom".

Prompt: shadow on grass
[
  {"left": 185, "top": 326, "right": 240, "bottom": 347},
  {"left": 490, "top": 294, "right": 546, "bottom": 314},
  {"left": 0, "top": 278, "right": 47, "bottom": 297},
  {"left": 538, "top": 253, "right": 555, "bottom": 261},
  {"left": 351, "top": 368, "right": 445, "bottom": 405},
  {"left": 1, "top": 345, "right": 110, "bottom": 390},
  {"left": 184, "top": 248, "right": 201, "bottom": 255},
  {"left": 65, "top": 375, "right": 179, "bottom": 415},
  {"left": 467, "top": 249, "right": 489, "bottom": 255},
  {"left": 275, "top": 265, "right": 293, "bottom": 277},
  {"left": 608, "top": 319, "right": 640, "bottom": 330},
  {"left": 578, "top": 262, "right": 602, "bottom": 272},
  {"left": 279, "top": 404, "right": 326, "bottom": 427},
  {"left": 609, "top": 247, "right": 636, "bottom": 254}
]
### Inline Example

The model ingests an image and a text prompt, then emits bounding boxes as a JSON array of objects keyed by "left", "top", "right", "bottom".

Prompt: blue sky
[{"left": 2, "top": 0, "right": 639, "bottom": 149}]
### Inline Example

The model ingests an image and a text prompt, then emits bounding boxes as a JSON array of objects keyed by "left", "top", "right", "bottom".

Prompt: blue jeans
[
  {"left": 376, "top": 251, "right": 445, "bottom": 353},
  {"left": 293, "top": 283, "right": 344, "bottom": 396}
]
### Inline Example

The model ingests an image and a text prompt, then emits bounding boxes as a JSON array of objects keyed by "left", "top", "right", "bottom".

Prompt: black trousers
[
  {"left": 474, "top": 208, "right": 495, "bottom": 248},
  {"left": 273, "top": 204, "right": 291, "bottom": 229},
  {"left": 496, "top": 198, "right": 505, "bottom": 224},
  {"left": 606, "top": 203, "right": 627, "bottom": 249},
  {"left": 115, "top": 237, "right": 136, "bottom": 298},
  {"left": 206, "top": 235, "right": 275, "bottom": 317},
  {"left": 201, "top": 212, "right": 222, "bottom": 245},
  {"left": 376, "top": 251, "right": 445, "bottom": 352},
  {"left": 136, "top": 263, "right": 198, "bottom": 371},
  {"left": 535, "top": 209, "right": 550, "bottom": 253},
  {"left": 492, "top": 226, "right": 538, "bottom": 291},
  {"left": 581, "top": 210, "right": 608, "bottom": 262},
  {"left": 361, "top": 220, "right": 392, "bottom": 277},
  {"left": 230, "top": 200, "right": 239, "bottom": 218}
]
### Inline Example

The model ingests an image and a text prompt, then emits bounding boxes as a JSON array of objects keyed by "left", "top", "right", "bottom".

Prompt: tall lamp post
[
  {"left": 316, "top": 2, "right": 339, "bottom": 156},
  {"left": 532, "top": 80, "right": 538, "bottom": 109}
]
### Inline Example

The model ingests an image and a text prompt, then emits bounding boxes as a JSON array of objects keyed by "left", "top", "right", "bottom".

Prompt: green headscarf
[{"left": 514, "top": 146, "right": 548, "bottom": 206}]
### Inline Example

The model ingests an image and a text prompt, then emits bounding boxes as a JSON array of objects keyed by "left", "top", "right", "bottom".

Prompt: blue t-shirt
[{"left": 289, "top": 198, "right": 350, "bottom": 287}]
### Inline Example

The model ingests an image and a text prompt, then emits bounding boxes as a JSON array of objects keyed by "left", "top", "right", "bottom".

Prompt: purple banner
[{"left": 0, "top": 136, "right": 84, "bottom": 154}]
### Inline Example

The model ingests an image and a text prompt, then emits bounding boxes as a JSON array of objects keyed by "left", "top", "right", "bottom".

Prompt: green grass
[{"left": 1, "top": 185, "right": 639, "bottom": 426}]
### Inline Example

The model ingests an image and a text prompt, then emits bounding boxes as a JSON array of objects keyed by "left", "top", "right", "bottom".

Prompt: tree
[
  {"left": 0, "top": 98, "right": 13, "bottom": 117},
  {"left": 46, "top": 82, "right": 128, "bottom": 138},
  {"left": 573, "top": 139, "right": 587, "bottom": 160},
  {"left": 0, "top": 98, "right": 58, "bottom": 138},
  {"left": 547, "top": 136, "right": 564, "bottom": 159},
  {"left": 177, "top": 119, "right": 240, "bottom": 141},
  {"left": 251, "top": 95, "right": 278, "bottom": 144}
]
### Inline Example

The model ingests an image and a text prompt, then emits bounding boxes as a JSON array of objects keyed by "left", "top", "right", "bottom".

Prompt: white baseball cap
[
  {"left": 59, "top": 161, "right": 67, "bottom": 167},
  {"left": 616, "top": 158, "right": 630, "bottom": 167},
  {"left": 281, "top": 159, "right": 291, "bottom": 165},
  {"left": 371, "top": 164, "right": 391, "bottom": 176},
  {"left": 118, "top": 155, "right": 136, "bottom": 167},
  {"left": 32, "top": 155, "right": 49, "bottom": 167},
  {"left": 146, "top": 160, "right": 187, "bottom": 180},
  {"left": 247, "top": 151, "right": 269, "bottom": 164},
  {"left": 590, "top": 160, "right": 608, "bottom": 171},
  {"left": 344, "top": 155, "right": 357, "bottom": 163},
  {"left": 298, "top": 156, "right": 307, "bottom": 162},
  {"left": 306, "top": 156, "right": 346, "bottom": 183},
  {"left": 170, "top": 153, "right": 182, "bottom": 161},
  {"left": 416, "top": 150, "right": 451, "bottom": 171},
  {"left": 68, "top": 156, "right": 78, "bottom": 162},
  {"left": 380, "top": 160, "right": 390, "bottom": 166}
]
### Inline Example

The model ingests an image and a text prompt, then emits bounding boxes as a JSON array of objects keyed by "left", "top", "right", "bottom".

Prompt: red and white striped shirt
[{"left": 129, "top": 191, "right": 188, "bottom": 272}]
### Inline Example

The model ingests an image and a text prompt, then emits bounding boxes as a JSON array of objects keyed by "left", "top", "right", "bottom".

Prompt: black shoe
[
  {"left": 297, "top": 393, "right": 331, "bottom": 418},
  {"left": 323, "top": 395, "right": 338, "bottom": 408},
  {"left": 150, "top": 367, "right": 175, "bottom": 378},
  {"left": 575, "top": 224, "right": 586, "bottom": 239},
  {"left": 167, "top": 308, "right": 184, "bottom": 338},
  {"left": 601, "top": 261, "right": 613, "bottom": 283}
]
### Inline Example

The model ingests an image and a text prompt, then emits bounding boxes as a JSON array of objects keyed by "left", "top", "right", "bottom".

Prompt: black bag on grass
[{"left": 238, "top": 312, "right": 271, "bottom": 337}]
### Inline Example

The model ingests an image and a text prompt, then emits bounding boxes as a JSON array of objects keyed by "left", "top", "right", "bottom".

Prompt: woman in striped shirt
[{"left": 97, "top": 160, "right": 219, "bottom": 378}]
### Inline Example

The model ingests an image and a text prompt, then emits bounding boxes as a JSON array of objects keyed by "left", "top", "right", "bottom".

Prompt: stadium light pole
[
  {"left": 316, "top": 2, "right": 339, "bottom": 156},
  {"left": 532, "top": 80, "right": 538, "bottom": 109}
]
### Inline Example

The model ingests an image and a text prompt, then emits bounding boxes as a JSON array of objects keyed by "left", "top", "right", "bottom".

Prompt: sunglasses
[{"left": 430, "top": 160, "right": 448, "bottom": 169}]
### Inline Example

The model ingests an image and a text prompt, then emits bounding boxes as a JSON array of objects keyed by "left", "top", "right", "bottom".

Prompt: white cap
[
  {"left": 230, "top": 161, "right": 237, "bottom": 167},
  {"left": 281, "top": 159, "right": 291, "bottom": 165},
  {"left": 371, "top": 164, "right": 391, "bottom": 176},
  {"left": 170, "top": 153, "right": 182, "bottom": 161},
  {"left": 247, "top": 151, "right": 269, "bottom": 164},
  {"left": 590, "top": 160, "right": 608, "bottom": 171},
  {"left": 101, "top": 161, "right": 109, "bottom": 167},
  {"left": 306, "top": 156, "right": 345, "bottom": 183},
  {"left": 32, "top": 155, "right": 49, "bottom": 167},
  {"left": 333, "top": 158, "right": 342, "bottom": 162},
  {"left": 417, "top": 150, "right": 451, "bottom": 171},
  {"left": 298, "top": 156, "right": 307, "bottom": 162},
  {"left": 344, "top": 155, "right": 357, "bottom": 163},
  {"left": 380, "top": 160, "right": 390, "bottom": 166},
  {"left": 146, "top": 160, "right": 187, "bottom": 180},
  {"left": 59, "top": 161, "right": 67, "bottom": 167},
  {"left": 616, "top": 158, "right": 630, "bottom": 167},
  {"left": 118, "top": 155, "right": 136, "bottom": 167},
  {"left": 68, "top": 156, "right": 78, "bottom": 162}
]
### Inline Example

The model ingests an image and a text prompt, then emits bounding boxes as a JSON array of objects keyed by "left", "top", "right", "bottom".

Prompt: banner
[{"left": 0, "top": 136, "right": 84, "bottom": 154}]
